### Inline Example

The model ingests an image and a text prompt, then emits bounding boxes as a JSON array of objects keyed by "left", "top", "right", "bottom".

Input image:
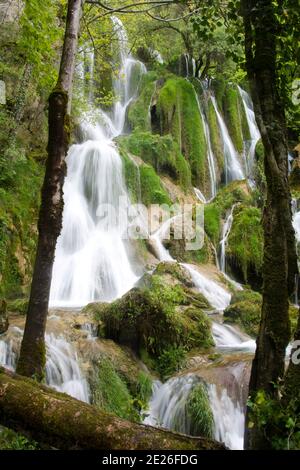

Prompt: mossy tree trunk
[
  {"left": 17, "top": 0, "right": 82, "bottom": 380},
  {"left": 241, "top": 0, "right": 298, "bottom": 449},
  {"left": 0, "top": 368, "right": 225, "bottom": 450}
]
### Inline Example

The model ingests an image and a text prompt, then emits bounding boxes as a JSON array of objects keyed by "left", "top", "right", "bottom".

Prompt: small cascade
[
  {"left": 211, "top": 96, "right": 244, "bottom": 183},
  {"left": 45, "top": 334, "right": 90, "bottom": 402},
  {"left": 144, "top": 373, "right": 245, "bottom": 450},
  {"left": 194, "top": 187, "right": 207, "bottom": 203},
  {"left": 207, "top": 384, "right": 245, "bottom": 450},
  {"left": 50, "top": 17, "right": 147, "bottom": 307},
  {"left": 183, "top": 263, "right": 231, "bottom": 311},
  {"left": 212, "top": 322, "right": 256, "bottom": 353},
  {"left": 0, "top": 338, "right": 16, "bottom": 371},
  {"left": 149, "top": 218, "right": 231, "bottom": 311},
  {"left": 144, "top": 375, "right": 199, "bottom": 434},
  {"left": 238, "top": 86, "right": 260, "bottom": 179},
  {"left": 219, "top": 205, "right": 236, "bottom": 273},
  {"left": 292, "top": 200, "right": 300, "bottom": 243},
  {"left": 194, "top": 91, "right": 217, "bottom": 199}
]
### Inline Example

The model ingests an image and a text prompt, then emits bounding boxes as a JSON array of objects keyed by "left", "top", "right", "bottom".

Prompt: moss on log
[{"left": 0, "top": 368, "right": 225, "bottom": 450}]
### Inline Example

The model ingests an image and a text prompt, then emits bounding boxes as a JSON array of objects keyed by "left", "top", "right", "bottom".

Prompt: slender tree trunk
[
  {"left": 241, "top": 0, "right": 298, "bottom": 449},
  {"left": 17, "top": 0, "right": 82, "bottom": 380},
  {"left": 0, "top": 368, "right": 225, "bottom": 450}
]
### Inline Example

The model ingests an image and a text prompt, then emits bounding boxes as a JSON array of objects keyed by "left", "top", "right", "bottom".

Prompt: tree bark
[
  {"left": 241, "top": 0, "right": 298, "bottom": 449},
  {"left": 17, "top": 0, "right": 82, "bottom": 380},
  {"left": 0, "top": 368, "right": 225, "bottom": 450}
]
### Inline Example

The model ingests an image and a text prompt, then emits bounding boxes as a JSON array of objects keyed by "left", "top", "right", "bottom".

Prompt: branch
[{"left": 0, "top": 368, "right": 226, "bottom": 450}]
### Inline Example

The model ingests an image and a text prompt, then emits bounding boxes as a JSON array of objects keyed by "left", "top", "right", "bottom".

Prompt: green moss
[
  {"left": 120, "top": 131, "right": 192, "bottom": 191},
  {"left": 91, "top": 273, "right": 213, "bottom": 378},
  {"left": 204, "top": 181, "right": 251, "bottom": 245},
  {"left": 7, "top": 297, "right": 28, "bottom": 314},
  {"left": 227, "top": 205, "right": 263, "bottom": 282},
  {"left": 128, "top": 72, "right": 157, "bottom": 131},
  {"left": 0, "top": 427, "right": 38, "bottom": 450},
  {"left": 225, "top": 289, "right": 298, "bottom": 338},
  {"left": 157, "top": 77, "right": 208, "bottom": 192},
  {"left": 187, "top": 383, "right": 214, "bottom": 438},
  {"left": 120, "top": 150, "right": 141, "bottom": 203},
  {"left": 91, "top": 357, "right": 139, "bottom": 422},
  {"left": 139, "top": 164, "right": 171, "bottom": 206},
  {"left": 223, "top": 85, "right": 245, "bottom": 154},
  {"left": 156, "top": 345, "right": 186, "bottom": 380},
  {"left": 224, "top": 288, "right": 262, "bottom": 336}
]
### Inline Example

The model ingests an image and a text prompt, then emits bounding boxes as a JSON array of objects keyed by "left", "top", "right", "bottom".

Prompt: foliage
[
  {"left": 156, "top": 346, "right": 186, "bottom": 380},
  {"left": 247, "top": 390, "right": 300, "bottom": 450},
  {"left": 187, "top": 383, "right": 214, "bottom": 438},
  {"left": 0, "top": 427, "right": 38, "bottom": 450},
  {"left": 139, "top": 164, "right": 172, "bottom": 206},
  {"left": 91, "top": 357, "right": 139, "bottom": 422}
]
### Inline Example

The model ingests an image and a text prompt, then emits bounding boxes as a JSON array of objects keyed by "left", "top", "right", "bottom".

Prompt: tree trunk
[
  {"left": 0, "top": 367, "right": 225, "bottom": 450},
  {"left": 17, "top": 0, "right": 82, "bottom": 380},
  {"left": 241, "top": 0, "right": 298, "bottom": 449}
]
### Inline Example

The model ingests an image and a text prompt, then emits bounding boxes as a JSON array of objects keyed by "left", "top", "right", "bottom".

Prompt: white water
[
  {"left": 194, "top": 92, "right": 217, "bottom": 199},
  {"left": 238, "top": 86, "right": 260, "bottom": 179},
  {"left": 211, "top": 96, "right": 244, "bottom": 183},
  {"left": 219, "top": 205, "right": 236, "bottom": 273},
  {"left": 194, "top": 187, "right": 206, "bottom": 203},
  {"left": 208, "top": 384, "right": 245, "bottom": 450},
  {"left": 144, "top": 373, "right": 245, "bottom": 450},
  {"left": 50, "top": 17, "right": 146, "bottom": 307},
  {"left": 212, "top": 322, "right": 256, "bottom": 353},
  {"left": 0, "top": 328, "right": 89, "bottom": 402}
]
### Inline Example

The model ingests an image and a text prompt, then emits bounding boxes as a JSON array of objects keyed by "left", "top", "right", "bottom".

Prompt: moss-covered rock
[
  {"left": 204, "top": 180, "right": 252, "bottom": 245},
  {"left": 120, "top": 131, "right": 192, "bottom": 192},
  {"left": 289, "top": 159, "right": 300, "bottom": 193},
  {"left": 7, "top": 298, "right": 28, "bottom": 315},
  {"left": 139, "top": 164, "right": 172, "bottom": 206},
  {"left": 90, "top": 356, "right": 140, "bottom": 422},
  {"left": 156, "top": 77, "right": 209, "bottom": 195},
  {"left": 127, "top": 72, "right": 157, "bottom": 131},
  {"left": 226, "top": 205, "right": 263, "bottom": 286},
  {"left": 0, "top": 426, "right": 38, "bottom": 450},
  {"left": 0, "top": 300, "right": 9, "bottom": 334},
  {"left": 224, "top": 289, "right": 262, "bottom": 336},
  {"left": 223, "top": 85, "right": 249, "bottom": 154},
  {"left": 86, "top": 271, "right": 213, "bottom": 378},
  {"left": 224, "top": 289, "right": 299, "bottom": 338},
  {"left": 187, "top": 382, "right": 214, "bottom": 438}
]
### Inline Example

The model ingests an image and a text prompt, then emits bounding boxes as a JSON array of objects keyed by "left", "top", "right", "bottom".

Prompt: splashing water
[
  {"left": 212, "top": 322, "right": 256, "bottom": 353},
  {"left": 211, "top": 96, "right": 244, "bottom": 183}
]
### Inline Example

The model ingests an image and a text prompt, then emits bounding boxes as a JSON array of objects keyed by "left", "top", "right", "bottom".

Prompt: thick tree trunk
[
  {"left": 242, "top": 0, "right": 298, "bottom": 449},
  {"left": 0, "top": 368, "right": 225, "bottom": 450},
  {"left": 17, "top": 0, "right": 82, "bottom": 380}
]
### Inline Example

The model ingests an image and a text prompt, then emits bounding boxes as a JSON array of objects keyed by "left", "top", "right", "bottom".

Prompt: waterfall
[
  {"left": 50, "top": 17, "right": 147, "bottom": 307},
  {"left": 238, "top": 86, "right": 260, "bottom": 179},
  {"left": 0, "top": 328, "right": 89, "bottom": 403},
  {"left": 219, "top": 205, "right": 236, "bottom": 273},
  {"left": 194, "top": 91, "right": 217, "bottom": 199},
  {"left": 212, "top": 322, "right": 256, "bottom": 353},
  {"left": 144, "top": 374, "right": 245, "bottom": 450},
  {"left": 211, "top": 96, "right": 244, "bottom": 183},
  {"left": 207, "top": 384, "right": 245, "bottom": 450}
]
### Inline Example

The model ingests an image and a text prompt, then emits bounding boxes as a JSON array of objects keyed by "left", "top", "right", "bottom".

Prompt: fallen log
[{"left": 0, "top": 367, "right": 225, "bottom": 450}]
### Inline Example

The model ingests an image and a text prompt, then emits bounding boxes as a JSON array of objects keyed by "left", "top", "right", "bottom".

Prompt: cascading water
[
  {"left": 50, "top": 17, "right": 146, "bottom": 307},
  {"left": 0, "top": 328, "right": 89, "bottom": 402},
  {"left": 194, "top": 91, "right": 217, "bottom": 199},
  {"left": 238, "top": 86, "right": 260, "bottom": 179},
  {"left": 144, "top": 373, "right": 246, "bottom": 450},
  {"left": 219, "top": 204, "right": 236, "bottom": 273},
  {"left": 212, "top": 322, "right": 256, "bottom": 353},
  {"left": 211, "top": 96, "right": 244, "bottom": 183},
  {"left": 207, "top": 384, "right": 245, "bottom": 450}
]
